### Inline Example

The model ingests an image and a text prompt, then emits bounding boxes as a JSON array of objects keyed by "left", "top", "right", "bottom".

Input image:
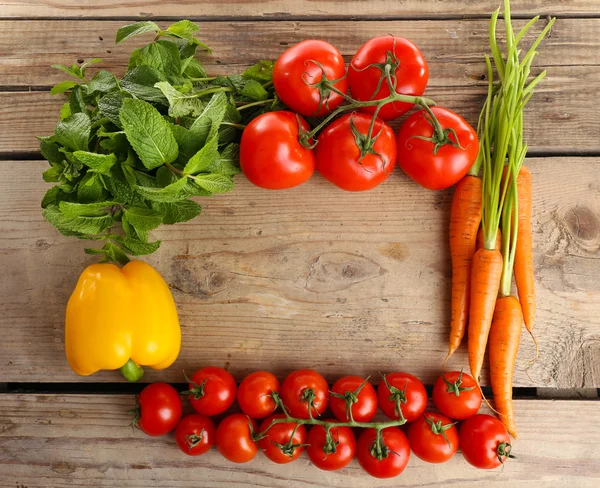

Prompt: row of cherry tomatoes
[
  {"left": 239, "top": 37, "right": 479, "bottom": 192},
  {"left": 131, "top": 367, "right": 513, "bottom": 478}
]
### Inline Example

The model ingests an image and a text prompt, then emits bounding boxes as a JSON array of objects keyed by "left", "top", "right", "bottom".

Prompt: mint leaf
[
  {"left": 216, "top": 143, "right": 241, "bottom": 175},
  {"left": 51, "top": 81, "right": 78, "bottom": 95},
  {"left": 120, "top": 65, "right": 167, "bottom": 103},
  {"left": 51, "top": 63, "right": 84, "bottom": 81},
  {"left": 42, "top": 164, "right": 62, "bottom": 182},
  {"left": 54, "top": 113, "right": 91, "bottom": 151},
  {"left": 184, "top": 135, "right": 219, "bottom": 175},
  {"left": 123, "top": 207, "right": 164, "bottom": 231},
  {"left": 192, "top": 173, "right": 234, "bottom": 193},
  {"left": 112, "top": 235, "right": 161, "bottom": 255},
  {"left": 129, "top": 40, "right": 181, "bottom": 77},
  {"left": 120, "top": 98, "right": 179, "bottom": 170},
  {"left": 39, "top": 137, "right": 63, "bottom": 164},
  {"left": 41, "top": 187, "right": 67, "bottom": 208},
  {"left": 45, "top": 204, "right": 115, "bottom": 235},
  {"left": 154, "top": 81, "right": 204, "bottom": 117},
  {"left": 98, "top": 91, "right": 132, "bottom": 127},
  {"left": 243, "top": 60, "right": 274, "bottom": 83},
  {"left": 136, "top": 176, "right": 188, "bottom": 202},
  {"left": 183, "top": 58, "right": 207, "bottom": 78},
  {"left": 60, "top": 103, "right": 72, "bottom": 120},
  {"left": 151, "top": 199, "right": 201, "bottom": 224},
  {"left": 88, "top": 70, "right": 118, "bottom": 94},
  {"left": 182, "top": 180, "right": 211, "bottom": 197},
  {"left": 188, "top": 91, "right": 228, "bottom": 146},
  {"left": 73, "top": 151, "right": 117, "bottom": 175},
  {"left": 86, "top": 242, "right": 130, "bottom": 265},
  {"left": 165, "top": 20, "right": 199, "bottom": 43},
  {"left": 69, "top": 85, "right": 88, "bottom": 114},
  {"left": 59, "top": 201, "right": 117, "bottom": 218},
  {"left": 241, "top": 79, "right": 269, "bottom": 101},
  {"left": 116, "top": 21, "right": 160, "bottom": 44},
  {"left": 77, "top": 173, "right": 105, "bottom": 203}
]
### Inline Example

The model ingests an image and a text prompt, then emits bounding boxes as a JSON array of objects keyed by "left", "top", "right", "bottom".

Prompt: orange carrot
[
  {"left": 476, "top": 227, "right": 501, "bottom": 251},
  {"left": 468, "top": 247, "right": 503, "bottom": 382},
  {"left": 446, "top": 176, "right": 482, "bottom": 362},
  {"left": 514, "top": 166, "right": 535, "bottom": 333},
  {"left": 489, "top": 295, "right": 523, "bottom": 438}
]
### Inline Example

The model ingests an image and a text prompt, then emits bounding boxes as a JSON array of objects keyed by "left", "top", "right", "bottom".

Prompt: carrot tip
[{"left": 525, "top": 330, "right": 539, "bottom": 369}]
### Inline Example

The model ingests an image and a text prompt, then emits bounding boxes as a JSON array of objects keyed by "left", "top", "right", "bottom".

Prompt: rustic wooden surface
[
  {"left": 1, "top": 395, "right": 599, "bottom": 488},
  {"left": 1, "top": 0, "right": 599, "bottom": 486}
]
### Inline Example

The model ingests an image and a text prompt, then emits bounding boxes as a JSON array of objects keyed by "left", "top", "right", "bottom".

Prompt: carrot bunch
[{"left": 445, "top": 0, "right": 555, "bottom": 438}]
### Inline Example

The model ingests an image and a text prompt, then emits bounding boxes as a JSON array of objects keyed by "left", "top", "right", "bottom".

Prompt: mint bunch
[{"left": 40, "top": 20, "right": 281, "bottom": 263}]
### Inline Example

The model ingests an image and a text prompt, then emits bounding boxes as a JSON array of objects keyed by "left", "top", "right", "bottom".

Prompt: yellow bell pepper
[{"left": 65, "top": 260, "right": 181, "bottom": 381}]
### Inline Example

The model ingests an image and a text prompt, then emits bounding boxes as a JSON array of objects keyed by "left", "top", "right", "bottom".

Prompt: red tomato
[
  {"left": 348, "top": 36, "right": 429, "bottom": 121},
  {"left": 315, "top": 113, "right": 397, "bottom": 191},
  {"left": 240, "top": 111, "right": 315, "bottom": 190},
  {"left": 273, "top": 40, "right": 348, "bottom": 116},
  {"left": 459, "top": 414, "right": 514, "bottom": 469},
  {"left": 432, "top": 370, "right": 482, "bottom": 420},
  {"left": 407, "top": 412, "right": 459, "bottom": 463},
  {"left": 377, "top": 372, "right": 427, "bottom": 422},
  {"left": 356, "top": 427, "right": 410, "bottom": 478},
  {"left": 175, "top": 414, "right": 215, "bottom": 456},
  {"left": 306, "top": 421, "right": 356, "bottom": 471},
  {"left": 132, "top": 382, "right": 182, "bottom": 437},
  {"left": 396, "top": 106, "right": 479, "bottom": 190},
  {"left": 186, "top": 366, "right": 236, "bottom": 417},
  {"left": 280, "top": 369, "right": 329, "bottom": 419},
  {"left": 216, "top": 414, "right": 259, "bottom": 464},
  {"left": 330, "top": 375, "right": 377, "bottom": 422},
  {"left": 257, "top": 414, "right": 307, "bottom": 464},
  {"left": 237, "top": 371, "right": 280, "bottom": 419}
]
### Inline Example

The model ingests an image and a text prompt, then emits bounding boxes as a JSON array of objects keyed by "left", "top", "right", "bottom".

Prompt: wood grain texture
[
  {"left": 1, "top": 158, "right": 599, "bottom": 386},
  {"left": 0, "top": 394, "right": 599, "bottom": 487},
  {"left": 1, "top": 19, "right": 599, "bottom": 154},
  {"left": 1, "top": 0, "right": 599, "bottom": 19}
]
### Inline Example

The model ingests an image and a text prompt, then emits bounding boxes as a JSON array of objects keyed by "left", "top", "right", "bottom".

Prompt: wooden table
[{"left": 1, "top": 1, "right": 599, "bottom": 486}]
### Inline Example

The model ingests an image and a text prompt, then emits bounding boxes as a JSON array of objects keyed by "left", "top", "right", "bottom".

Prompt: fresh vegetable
[
  {"left": 432, "top": 371, "right": 481, "bottom": 420},
  {"left": 237, "top": 371, "right": 280, "bottom": 419},
  {"left": 42, "top": 20, "right": 280, "bottom": 261},
  {"left": 356, "top": 427, "right": 410, "bottom": 478},
  {"left": 446, "top": 175, "right": 482, "bottom": 361},
  {"left": 330, "top": 375, "right": 378, "bottom": 423},
  {"left": 239, "top": 111, "right": 316, "bottom": 189},
  {"left": 459, "top": 414, "right": 513, "bottom": 469},
  {"left": 476, "top": 227, "right": 502, "bottom": 251},
  {"left": 185, "top": 366, "right": 237, "bottom": 416},
  {"left": 257, "top": 414, "right": 308, "bottom": 464},
  {"left": 377, "top": 372, "right": 427, "bottom": 422},
  {"left": 175, "top": 414, "right": 215, "bottom": 456},
  {"left": 280, "top": 369, "right": 329, "bottom": 419},
  {"left": 396, "top": 107, "right": 479, "bottom": 190},
  {"left": 347, "top": 36, "right": 429, "bottom": 120},
  {"left": 273, "top": 40, "right": 348, "bottom": 116},
  {"left": 215, "top": 414, "right": 259, "bottom": 463},
  {"left": 65, "top": 260, "right": 180, "bottom": 381},
  {"left": 130, "top": 382, "right": 182, "bottom": 436},
  {"left": 315, "top": 113, "right": 397, "bottom": 191},
  {"left": 306, "top": 422, "right": 356, "bottom": 471},
  {"left": 407, "top": 413, "right": 458, "bottom": 464}
]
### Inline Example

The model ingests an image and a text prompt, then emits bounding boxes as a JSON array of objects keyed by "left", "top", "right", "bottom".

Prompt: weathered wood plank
[
  {"left": 1, "top": 19, "right": 599, "bottom": 154},
  {"left": 0, "top": 394, "right": 598, "bottom": 487},
  {"left": 1, "top": 0, "right": 598, "bottom": 19},
  {"left": 1, "top": 158, "right": 599, "bottom": 386}
]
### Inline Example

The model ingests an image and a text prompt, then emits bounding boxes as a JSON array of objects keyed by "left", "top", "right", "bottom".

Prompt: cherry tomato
[
  {"left": 396, "top": 106, "right": 479, "bottom": 190},
  {"left": 175, "top": 414, "right": 215, "bottom": 456},
  {"left": 407, "top": 412, "right": 459, "bottom": 463},
  {"left": 273, "top": 40, "right": 348, "bottom": 116},
  {"left": 240, "top": 111, "right": 315, "bottom": 190},
  {"left": 432, "top": 370, "right": 482, "bottom": 420},
  {"left": 237, "top": 371, "right": 280, "bottom": 419},
  {"left": 186, "top": 366, "right": 236, "bottom": 417},
  {"left": 348, "top": 36, "right": 428, "bottom": 121},
  {"left": 280, "top": 369, "right": 329, "bottom": 419},
  {"left": 315, "top": 113, "right": 397, "bottom": 191},
  {"left": 459, "top": 414, "right": 514, "bottom": 469},
  {"left": 216, "top": 413, "right": 259, "bottom": 464},
  {"left": 356, "top": 427, "right": 410, "bottom": 478},
  {"left": 306, "top": 421, "right": 356, "bottom": 471},
  {"left": 132, "top": 382, "right": 182, "bottom": 437},
  {"left": 330, "top": 375, "right": 377, "bottom": 422},
  {"left": 257, "top": 414, "right": 307, "bottom": 464},
  {"left": 377, "top": 372, "right": 427, "bottom": 422}
]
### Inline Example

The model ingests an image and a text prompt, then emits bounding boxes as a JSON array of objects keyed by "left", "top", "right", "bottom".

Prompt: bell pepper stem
[{"left": 120, "top": 359, "right": 144, "bottom": 382}]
